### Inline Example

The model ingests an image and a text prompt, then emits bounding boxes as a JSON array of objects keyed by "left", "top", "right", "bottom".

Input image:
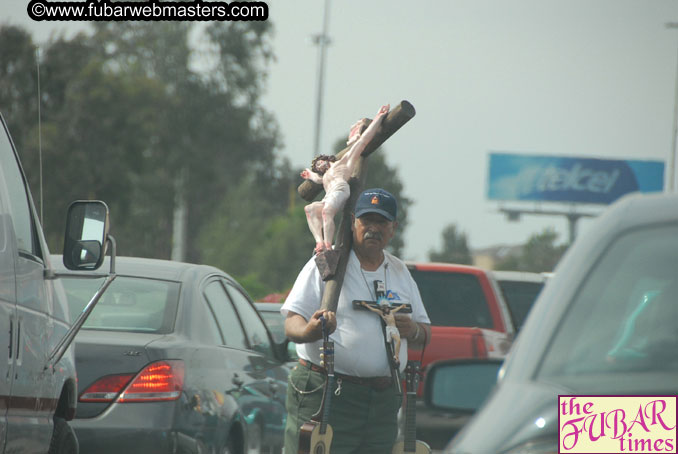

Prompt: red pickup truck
[
  {"left": 407, "top": 262, "right": 515, "bottom": 364},
  {"left": 404, "top": 262, "right": 517, "bottom": 447}
]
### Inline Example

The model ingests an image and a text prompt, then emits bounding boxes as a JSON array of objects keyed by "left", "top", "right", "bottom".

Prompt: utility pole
[
  {"left": 666, "top": 22, "right": 678, "bottom": 191},
  {"left": 311, "top": 0, "right": 331, "bottom": 159}
]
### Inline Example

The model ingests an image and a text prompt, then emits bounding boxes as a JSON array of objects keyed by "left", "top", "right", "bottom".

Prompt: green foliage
[
  {"left": 495, "top": 228, "right": 568, "bottom": 272},
  {"left": 428, "top": 224, "right": 472, "bottom": 264},
  {"left": 0, "top": 25, "right": 40, "bottom": 149},
  {"left": 1, "top": 22, "right": 279, "bottom": 261},
  {"left": 252, "top": 205, "right": 316, "bottom": 294},
  {"left": 197, "top": 172, "right": 314, "bottom": 299}
]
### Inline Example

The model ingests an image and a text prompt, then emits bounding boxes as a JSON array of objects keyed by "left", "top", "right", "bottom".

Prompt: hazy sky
[{"left": 4, "top": 0, "right": 678, "bottom": 261}]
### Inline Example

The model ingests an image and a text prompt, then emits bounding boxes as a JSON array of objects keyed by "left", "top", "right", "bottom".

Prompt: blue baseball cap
[{"left": 354, "top": 188, "right": 397, "bottom": 221}]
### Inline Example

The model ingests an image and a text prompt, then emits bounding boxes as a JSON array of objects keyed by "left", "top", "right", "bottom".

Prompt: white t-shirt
[{"left": 281, "top": 249, "right": 430, "bottom": 376}]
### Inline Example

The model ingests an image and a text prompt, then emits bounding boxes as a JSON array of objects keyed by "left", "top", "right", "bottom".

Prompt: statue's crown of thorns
[{"left": 311, "top": 154, "right": 337, "bottom": 174}]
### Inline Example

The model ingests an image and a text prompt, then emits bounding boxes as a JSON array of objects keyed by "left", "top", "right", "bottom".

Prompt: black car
[{"left": 55, "top": 255, "right": 290, "bottom": 454}]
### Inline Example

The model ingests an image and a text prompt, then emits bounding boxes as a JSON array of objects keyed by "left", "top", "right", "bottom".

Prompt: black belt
[{"left": 298, "top": 359, "right": 393, "bottom": 391}]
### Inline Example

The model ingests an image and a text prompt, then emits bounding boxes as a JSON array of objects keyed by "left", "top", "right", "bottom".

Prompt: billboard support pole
[{"left": 500, "top": 207, "right": 598, "bottom": 244}]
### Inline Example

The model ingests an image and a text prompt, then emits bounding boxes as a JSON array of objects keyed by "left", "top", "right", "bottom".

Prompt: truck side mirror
[{"left": 63, "top": 200, "right": 110, "bottom": 270}]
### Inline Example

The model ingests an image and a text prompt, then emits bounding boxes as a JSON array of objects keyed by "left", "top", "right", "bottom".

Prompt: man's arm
[
  {"left": 394, "top": 315, "right": 431, "bottom": 350},
  {"left": 390, "top": 304, "right": 408, "bottom": 314},
  {"left": 285, "top": 309, "right": 336, "bottom": 344},
  {"left": 360, "top": 301, "right": 383, "bottom": 315}
]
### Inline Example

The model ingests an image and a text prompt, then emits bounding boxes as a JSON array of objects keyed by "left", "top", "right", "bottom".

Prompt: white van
[{"left": 0, "top": 112, "right": 111, "bottom": 453}]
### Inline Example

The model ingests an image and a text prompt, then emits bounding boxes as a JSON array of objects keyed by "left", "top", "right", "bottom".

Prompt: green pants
[{"left": 284, "top": 363, "right": 402, "bottom": 454}]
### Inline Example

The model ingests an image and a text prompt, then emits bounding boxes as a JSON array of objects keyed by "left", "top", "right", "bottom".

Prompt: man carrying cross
[{"left": 282, "top": 188, "right": 431, "bottom": 454}]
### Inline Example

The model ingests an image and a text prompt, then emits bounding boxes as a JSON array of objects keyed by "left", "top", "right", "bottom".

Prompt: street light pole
[
  {"left": 666, "top": 22, "right": 678, "bottom": 192},
  {"left": 312, "top": 0, "right": 331, "bottom": 159}
]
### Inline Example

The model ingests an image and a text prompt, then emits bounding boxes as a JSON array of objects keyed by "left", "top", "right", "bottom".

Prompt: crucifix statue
[
  {"left": 351, "top": 278, "right": 412, "bottom": 393},
  {"left": 301, "top": 104, "right": 390, "bottom": 259},
  {"left": 359, "top": 301, "right": 409, "bottom": 366},
  {"left": 298, "top": 100, "right": 416, "bottom": 288}
]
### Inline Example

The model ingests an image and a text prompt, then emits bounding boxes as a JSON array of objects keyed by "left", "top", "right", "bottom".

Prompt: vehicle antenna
[{"left": 35, "top": 45, "right": 44, "bottom": 224}]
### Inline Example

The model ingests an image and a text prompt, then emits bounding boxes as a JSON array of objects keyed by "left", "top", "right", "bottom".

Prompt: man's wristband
[{"left": 411, "top": 323, "right": 421, "bottom": 341}]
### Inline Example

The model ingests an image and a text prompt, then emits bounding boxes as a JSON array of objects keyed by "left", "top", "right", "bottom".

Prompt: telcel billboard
[{"left": 487, "top": 152, "right": 664, "bottom": 205}]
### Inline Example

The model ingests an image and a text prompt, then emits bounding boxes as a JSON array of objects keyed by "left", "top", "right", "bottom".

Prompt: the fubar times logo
[{"left": 559, "top": 396, "right": 677, "bottom": 453}]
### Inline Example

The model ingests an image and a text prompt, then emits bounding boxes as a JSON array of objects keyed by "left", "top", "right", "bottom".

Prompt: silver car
[{"left": 426, "top": 191, "right": 678, "bottom": 453}]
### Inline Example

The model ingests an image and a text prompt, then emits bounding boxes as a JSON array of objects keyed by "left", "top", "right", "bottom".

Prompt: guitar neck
[
  {"left": 318, "top": 338, "right": 334, "bottom": 435},
  {"left": 404, "top": 388, "right": 417, "bottom": 452},
  {"left": 319, "top": 374, "right": 334, "bottom": 434}
]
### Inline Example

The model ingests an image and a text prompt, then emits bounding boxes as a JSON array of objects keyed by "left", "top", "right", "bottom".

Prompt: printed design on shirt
[{"left": 385, "top": 290, "right": 401, "bottom": 301}]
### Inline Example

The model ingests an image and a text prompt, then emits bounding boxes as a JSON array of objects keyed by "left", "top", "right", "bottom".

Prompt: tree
[
  {"left": 2, "top": 22, "right": 281, "bottom": 261},
  {"left": 197, "top": 170, "right": 314, "bottom": 300},
  {"left": 495, "top": 228, "right": 568, "bottom": 272},
  {"left": 0, "top": 25, "right": 39, "bottom": 154},
  {"left": 86, "top": 21, "right": 280, "bottom": 262},
  {"left": 428, "top": 224, "right": 472, "bottom": 264}
]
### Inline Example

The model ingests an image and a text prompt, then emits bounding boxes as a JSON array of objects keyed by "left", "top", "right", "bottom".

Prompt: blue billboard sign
[{"left": 487, "top": 152, "right": 664, "bottom": 205}]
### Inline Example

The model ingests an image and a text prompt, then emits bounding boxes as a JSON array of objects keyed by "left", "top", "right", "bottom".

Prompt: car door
[
  {"left": 0, "top": 117, "right": 55, "bottom": 452},
  {"left": 202, "top": 278, "right": 286, "bottom": 448},
  {"left": 222, "top": 281, "right": 288, "bottom": 434},
  {"left": 0, "top": 123, "right": 19, "bottom": 453}
]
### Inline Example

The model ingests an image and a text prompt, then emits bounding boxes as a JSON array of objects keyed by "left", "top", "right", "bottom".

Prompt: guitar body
[
  {"left": 299, "top": 420, "right": 333, "bottom": 454},
  {"left": 391, "top": 439, "right": 431, "bottom": 454}
]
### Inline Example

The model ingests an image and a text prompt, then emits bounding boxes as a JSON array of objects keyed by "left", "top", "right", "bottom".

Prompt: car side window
[
  {"left": 202, "top": 299, "right": 223, "bottom": 346},
  {"left": 0, "top": 121, "right": 35, "bottom": 256},
  {"left": 203, "top": 280, "right": 248, "bottom": 350},
  {"left": 224, "top": 281, "right": 274, "bottom": 358},
  {"left": 409, "top": 270, "right": 493, "bottom": 329},
  {"left": 539, "top": 224, "right": 678, "bottom": 382}
]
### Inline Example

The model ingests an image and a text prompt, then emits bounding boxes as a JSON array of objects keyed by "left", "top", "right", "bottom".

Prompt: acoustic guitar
[
  {"left": 299, "top": 317, "right": 334, "bottom": 454},
  {"left": 392, "top": 361, "right": 431, "bottom": 454}
]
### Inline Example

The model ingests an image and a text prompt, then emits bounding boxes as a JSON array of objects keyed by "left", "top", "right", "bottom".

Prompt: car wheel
[
  {"left": 246, "top": 422, "right": 263, "bottom": 454},
  {"left": 222, "top": 436, "right": 238, "bottom": 454},
  {"left": 48, "top": 417, "right": 78, "bottom": 454}
]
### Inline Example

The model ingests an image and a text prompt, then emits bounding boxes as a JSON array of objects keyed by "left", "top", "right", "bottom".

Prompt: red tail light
[
  {"left": 79, "top": 360, "right": 185, "bottom": 403},
  {"left": 471, "top": 332, "right": 488, "bottom": 358},
  {"left": 80, "top": 374, "right": 135, "bottom": 402},
  {"left": 119, "top": 360, "right": 184, "bottom": 402}
]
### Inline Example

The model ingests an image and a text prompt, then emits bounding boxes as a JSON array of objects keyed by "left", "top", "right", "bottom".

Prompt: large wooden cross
[{"left": 297, "top": 100, "right": 416, "bottom": 313}]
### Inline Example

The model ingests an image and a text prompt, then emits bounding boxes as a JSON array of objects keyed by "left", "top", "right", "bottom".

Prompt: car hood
[{"left": 447, "top": 380, "right": 567, "bottom": 454}]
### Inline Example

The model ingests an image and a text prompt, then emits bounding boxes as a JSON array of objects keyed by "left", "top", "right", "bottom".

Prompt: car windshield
[
  {"left": 61, "top": 276, "right": 181, "bottom": 333},
  {"left": 538, "top": 224, "right": 678, "bottom": 394},
  {"left": 409, "top": 269, "right": 493, "bottom": 328},
  {"left": 498, "top": 280, "right": 544, "bottom": 331}
]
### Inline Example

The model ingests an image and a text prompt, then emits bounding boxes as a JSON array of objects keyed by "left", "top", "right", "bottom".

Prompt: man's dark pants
[{"left": 284, "top": 362, "right": 402, "bottom": 454}]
